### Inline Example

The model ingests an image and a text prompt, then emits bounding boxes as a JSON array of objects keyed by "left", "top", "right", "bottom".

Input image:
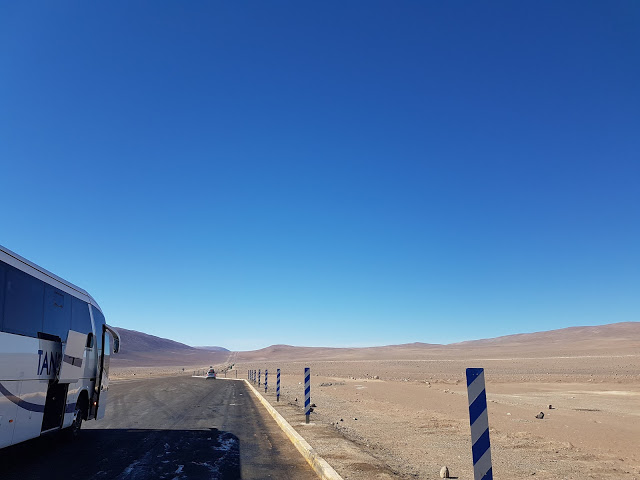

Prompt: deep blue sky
[{"left": 1, "top": 2, "right": 638, "bottom": 350}]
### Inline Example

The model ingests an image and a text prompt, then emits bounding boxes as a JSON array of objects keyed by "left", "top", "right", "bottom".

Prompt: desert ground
[{"left": 111, "top": 323, "right": 640, "bottom": 479}]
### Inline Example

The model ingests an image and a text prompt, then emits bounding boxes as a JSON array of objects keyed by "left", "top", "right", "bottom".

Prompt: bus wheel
[{"left": 66, "top": 407, "right": 83, "bottom": 439}]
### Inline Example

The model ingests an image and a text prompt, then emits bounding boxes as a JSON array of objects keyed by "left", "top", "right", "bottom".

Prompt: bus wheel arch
[
  {"left": 76, "top": 389, "right": 90, "bottom": 420},
  {"left": 66, "top": 389, "right": 89, "bottom": 440}
]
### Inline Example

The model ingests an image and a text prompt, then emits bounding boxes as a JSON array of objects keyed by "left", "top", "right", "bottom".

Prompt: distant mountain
[
  {"left": 450, "top": 322, "right": 640, "bottom": 347},
  {"left": 233, "top": 322, "right": 640, "bottom": 362},
  {"left": 446, "top": 321, "right": 640, "bottom": 356},
  {"left": 110, "top": 322, "right": 640, "bottom": 367},
  {"left": 115, "top": 328, "right": 195, "bottom": 353},
  {"left": 112, "top": 328, "right": 231, "bottom": 367},
  {"left": 195, "top": 346, "right": 231, "bottom": 352}
]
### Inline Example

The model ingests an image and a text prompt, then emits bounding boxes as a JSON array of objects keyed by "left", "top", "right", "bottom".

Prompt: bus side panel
[
  {"left": 0, "top": 333, "right": 40, "bottom": 381},
  {"left": 11, "top": 379, "right": 46, "bottom": 444},
  {"left": 0, "top": 381, "right": 19, "bottom": 449}
]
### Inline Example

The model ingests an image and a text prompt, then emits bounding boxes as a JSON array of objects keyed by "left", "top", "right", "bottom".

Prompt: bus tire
[{"left": 65, "top": 407, "right": 83, "bottom": 440}]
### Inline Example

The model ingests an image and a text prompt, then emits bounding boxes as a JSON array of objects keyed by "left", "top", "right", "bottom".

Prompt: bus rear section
[{"left": 0, "top": 245, "right": 120, "bottom": 449}]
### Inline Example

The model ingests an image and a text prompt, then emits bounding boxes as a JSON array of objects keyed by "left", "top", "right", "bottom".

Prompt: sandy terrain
[
  {"left": 111, "top": 355, "right": 640, "bottom": 479},
  {"left": 110, "top": 323, "right": 640, "bottom": 479}
]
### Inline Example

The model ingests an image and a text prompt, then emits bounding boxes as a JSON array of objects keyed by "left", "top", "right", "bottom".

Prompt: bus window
[
  {"left": 71, "top": 297, "right": 92, "bottom": 335},
  {"left": 43, "top": 285, "right": 71, "bottom": 341},
  {"left": 3, "top": 265, "right": 44, "bottom": 337},
  {"left": 92, "top": 305, "right": 105, "bottom": 329}
]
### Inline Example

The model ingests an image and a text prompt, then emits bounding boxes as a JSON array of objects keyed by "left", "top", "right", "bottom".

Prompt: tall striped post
[
  {"left": 258, "top": 369, "right": 261, "bottom": 386},
  {"left": 265, "top": 369, "right": 268, "bottom": 392},
  {"left": 276, "top": 368, "right": 281, "bottom": 402},
  {"left": 304, "top": 367, "right": 311, "bottom": 424},
  {"left": 466, "top": 368, "right": 493, "bottom": 480}
]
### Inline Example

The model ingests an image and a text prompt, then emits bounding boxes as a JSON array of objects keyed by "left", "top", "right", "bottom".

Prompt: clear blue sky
[{"left": 1, "top": 2, "right": 638, "bottom": 350}]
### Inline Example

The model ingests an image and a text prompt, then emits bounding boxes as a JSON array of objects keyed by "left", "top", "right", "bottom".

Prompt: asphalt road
[{"left": 0, "top": 377, "right": 318, "bottom": 480}]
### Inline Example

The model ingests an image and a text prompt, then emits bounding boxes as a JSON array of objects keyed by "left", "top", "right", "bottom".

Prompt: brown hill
[
  {"left": 446, "top": 321, "right": 640, "bottom": 356},
  {"left": 112, "top": 327, "right": 230, "bottom": 367},
  {"left": 234, "top": 322, "right": 640, "bottom": 362},
  {"left": 110, "top": 322, "right": 639, "bottom": 367}
]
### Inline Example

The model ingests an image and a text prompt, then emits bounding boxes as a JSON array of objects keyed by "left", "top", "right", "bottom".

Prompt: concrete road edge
[{"left": 222, "top": 378, "right": 344, "bottom": 480}]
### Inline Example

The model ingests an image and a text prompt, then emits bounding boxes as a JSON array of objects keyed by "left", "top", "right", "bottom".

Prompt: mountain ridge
[{"left": 111, "top": 321, "right": 639, "bottom": 367}]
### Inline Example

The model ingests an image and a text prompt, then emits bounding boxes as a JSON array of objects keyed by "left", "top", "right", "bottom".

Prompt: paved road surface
[{"left": 0, "top": 377, "right": 317, "bottom": 480}]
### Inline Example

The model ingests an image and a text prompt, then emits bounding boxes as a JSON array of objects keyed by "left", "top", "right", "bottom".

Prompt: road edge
[{"left": 223, "top": 378, "right": 344, "bottom": 480}]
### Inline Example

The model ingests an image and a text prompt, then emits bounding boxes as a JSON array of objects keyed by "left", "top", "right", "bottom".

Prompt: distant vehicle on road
[
  {"left": 206, "top": 368, "right": 216, "bottom": 379},
  {"left": 0, "top": 245, "right": 120, "bottom": 449}
]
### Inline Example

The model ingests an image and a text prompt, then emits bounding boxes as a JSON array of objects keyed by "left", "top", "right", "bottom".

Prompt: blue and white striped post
[
  {"left": 304, "top": 367, "right": 311, "bottom": 424},
  {"left": 265, "top": 369, "right": 268, "bottom": 392},
  {"left": 258, "top": 369, "right": 261, "bottom": 386},
  {"left": 466, "top": 368, "right": 493, "bottom": 480},
  {"left": 276, "top": 368, "right": 281, "bottom": 402}
]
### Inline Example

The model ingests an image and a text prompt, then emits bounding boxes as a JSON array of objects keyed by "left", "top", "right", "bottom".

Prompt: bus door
[
  {"left": 93, "top": 325, "right": 119, "bottom": 420},
  {"left": 95, "top": 327, "right": 111, "bottom": 420},
  {"left": 41, "top": 330, "right": 86, "bottom": 432}
]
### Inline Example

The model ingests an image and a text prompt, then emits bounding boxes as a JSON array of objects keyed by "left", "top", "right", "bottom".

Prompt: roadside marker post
[
  {"left": 304, "top": 367, "right": 311, "bottom": 424},
  {"left": 258, "top": 369, "right": 261, "bottom": 386},
  {"left": 265, "top": 369, "right": 268, "bottom": 393},
  {"left": 466, "top": 368, "right": 493, "bottom": 480},
  {"left": 277, "top": 368, "right": 281, "bottom": 402}
]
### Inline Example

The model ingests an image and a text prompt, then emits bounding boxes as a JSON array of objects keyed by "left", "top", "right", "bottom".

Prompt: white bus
[{"left": 0, "top": 245, "right": 120, "bottom": 449}]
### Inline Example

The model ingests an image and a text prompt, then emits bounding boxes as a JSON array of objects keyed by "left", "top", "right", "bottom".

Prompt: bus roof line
[{"left": 0, "top": 244, "right": 102, "bottom": 313}]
